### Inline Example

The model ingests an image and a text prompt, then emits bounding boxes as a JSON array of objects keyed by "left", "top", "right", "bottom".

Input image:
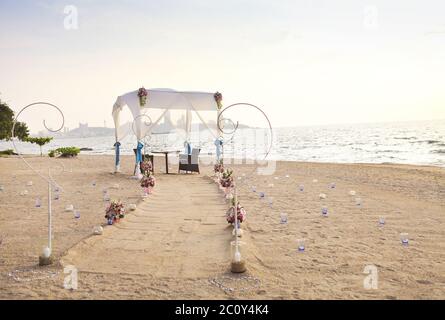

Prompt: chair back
[{"left": 191, "top": 148, "right": 200, "bottom": 164}]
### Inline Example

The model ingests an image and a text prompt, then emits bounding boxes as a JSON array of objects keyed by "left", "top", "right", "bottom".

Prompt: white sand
[{"left": 0, "top": 155, "right": 444, "bottom": 299}]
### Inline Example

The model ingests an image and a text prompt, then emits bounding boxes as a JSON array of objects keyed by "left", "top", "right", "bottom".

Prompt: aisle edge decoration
[
  {"left": 11, "top": 102, "right": 65, "bottom": 266},
  {"left": 105, "top": 200, "right": 125, "bottom": 225},
  {"left": 212, "top": 162, "right": 248, "bottom": 273},
  {"left": 140, "top": 158, "right": 155, "bottom": 197}
]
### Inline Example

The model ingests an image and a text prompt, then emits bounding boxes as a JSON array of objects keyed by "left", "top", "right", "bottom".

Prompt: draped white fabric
[{"left": 112, "top": 88, "right": 219, "bottom": 141}]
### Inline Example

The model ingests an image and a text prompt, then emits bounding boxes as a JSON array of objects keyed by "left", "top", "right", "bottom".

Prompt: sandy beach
[{"left": 0, "top": 155, "right": 444, "bottom": 299}]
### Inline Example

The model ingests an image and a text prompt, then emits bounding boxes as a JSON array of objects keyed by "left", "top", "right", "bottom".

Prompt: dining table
[{"left": 151, "top": 150, "right": 181, "bottom": 174}]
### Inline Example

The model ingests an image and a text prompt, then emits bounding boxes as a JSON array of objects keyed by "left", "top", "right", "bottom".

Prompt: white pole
[
  {"left": 234, "top": 186, "right": 238, "bottom": 238},
  {"left": 48, "top": 168, "right": 52, "bottom": 253},
  {"left": 234, "top": 186, "right": 240, "bottom": 262}
]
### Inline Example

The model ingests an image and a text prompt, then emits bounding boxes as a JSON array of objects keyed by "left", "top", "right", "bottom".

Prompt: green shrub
[
  {"left": 0, "top": 149, "right": 15, "bottom": 156},
  {"left": 55, "top": 147, "right": 80, "bottom": 158},
  {"left": 48, "top": 147, "right": 80, "bottom": 158}
]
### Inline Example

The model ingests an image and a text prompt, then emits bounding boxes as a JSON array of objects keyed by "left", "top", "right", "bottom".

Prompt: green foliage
[
  {"left": 25, "top": 137, "right": 53, "bottom": 146},
  {"left": 55, "top": 147, "right": 80, "bottom": 158},
  {"left": 25, "top": 136, "right": 53, "bottom": 156},
  {"left": 0, "top": 99, "right": 29, "bottom": 141},
  {"left": 0, "top": 149, "right": 15, "bottom": 156},
  {"left": 48, "top": 149, "right": 56, "bottom": 158},
  {"left": 222, "top": 168, "right": 233, "bottom": 179}
]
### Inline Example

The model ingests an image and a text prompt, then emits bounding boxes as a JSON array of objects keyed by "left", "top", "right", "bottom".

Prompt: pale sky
[{"left": 0, "top": 0, "right": 444, "bottom": 132}]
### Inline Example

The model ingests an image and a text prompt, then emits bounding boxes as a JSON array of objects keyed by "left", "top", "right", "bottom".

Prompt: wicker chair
[{"left": 178, "top": 148, "right": 200, "bottom": 174}]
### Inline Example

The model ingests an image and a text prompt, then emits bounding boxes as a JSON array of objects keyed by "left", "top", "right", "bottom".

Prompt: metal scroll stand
[{"left": 11, "top": 102, "right": 65, "bottom": 266}]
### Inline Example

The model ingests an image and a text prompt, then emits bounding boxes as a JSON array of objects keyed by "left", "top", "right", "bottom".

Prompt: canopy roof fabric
[{"left": 112, "top": 88, "right": 220, "bottom": 142}]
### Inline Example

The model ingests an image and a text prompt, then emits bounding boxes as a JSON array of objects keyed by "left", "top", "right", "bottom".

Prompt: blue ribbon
[
  {"left": 114, "top": 142, "right": 121, "bottom": 167},
  {"left": 136, "top": 141, "right": 144, "bottom": 163},
  {"left": 184, "top": 141, "right": 192, "bottom": 155},
  {"left": 214, "top": 137, "right": 223, "bottom": 160}
]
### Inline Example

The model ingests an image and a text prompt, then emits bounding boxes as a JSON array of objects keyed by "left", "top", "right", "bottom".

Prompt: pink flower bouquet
[
  {"left": 214, "top": 91, "right": 223, "bottom": 109},
  {"left": 219, "top": 168, "right": 234, "bottom": 188},
  {"left": 105, "top": 200, "right": 125, "bottom": 224},
  {"left": 138, "top": 87, "right": 148, "bottom": 106},
  {"left": 140, "top": 159, "right": 153, "bottom": 174},
  {"left": 226, "top": 203, "right": 246, "bottom": 224},
  {"left": 140, "top": 174, "right": 156, "bottom": 188},
  {"left": 214, "top": 162, "right": 224, "bottom": 174}
]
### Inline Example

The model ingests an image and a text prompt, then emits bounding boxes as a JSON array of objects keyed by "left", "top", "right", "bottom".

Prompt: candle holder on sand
[
  {"left": 321, "top": 206, "right": 328, "bottom": 217},
  {"left": 231, "top": 240, "right": 247, "bottom": 273},
  {"left": 232, "top": 221, "right": 243, "bottom": 237},
  {"left": 39, "top": 246, "right": 53, "bottom": 266},
  {"left": 280, "top": 212, "right": 288, "bottom": 224},
  {"left": 400, "top": 233, "right": 409, "bottom": 246},
  {"left": 297, "top": 239, "right": 305, "bottom": 252}
]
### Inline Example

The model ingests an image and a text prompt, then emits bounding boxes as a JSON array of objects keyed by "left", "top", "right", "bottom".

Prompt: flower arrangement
[
  {"left": 138, "top": 87, "right": 148, "bottom": 107},
  {"left": 140, "top": 172, "right": 156, "bottom": 188},
  {"left": 214, "top": 162, "right": 224, "bottom": 174},
  {"left": 219, "top": 168, "right": 234, "bottom": 188},
  {"left": 140, "top": 159, "right": 153, "bottom": 175},
  {"left": 214, "top": 91, "right": 223, "bottom": 109},
  {"left": 226, "top": 201, "right": 246, "bottom": 224},
  {"left": 105, "top": 200, "right": 125, "bottom": 224}
]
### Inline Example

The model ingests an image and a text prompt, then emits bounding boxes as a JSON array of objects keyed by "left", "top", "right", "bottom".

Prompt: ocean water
[{"left": 1, "top": 120, "right": 444, "bottom": 167}]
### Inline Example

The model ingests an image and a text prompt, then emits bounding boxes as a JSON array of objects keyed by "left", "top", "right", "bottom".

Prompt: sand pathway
[{"left": 61, "top": 174, "right": 234, "bottom": 279}]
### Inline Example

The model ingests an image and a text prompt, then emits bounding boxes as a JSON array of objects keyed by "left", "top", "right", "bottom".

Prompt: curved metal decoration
[
  {"left": 11, "top": 102, "right": 65, "bottom": 188},
  {"left": 217, "top": 103, "right": 273, "bottom": 160},
  {"left": 131, "top": 113, "right": 153, "bottom": 140},
  {"left": 11, "top": 102, "right": 65, "bottom": 262}
]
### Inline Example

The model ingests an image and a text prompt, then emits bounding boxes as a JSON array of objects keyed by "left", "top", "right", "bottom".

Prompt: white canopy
[
  {"left": 111, "top": 88, "right": 222, "bottom": 173},
  {"left": 112, "top": 88, "right": 220, "bottom": 141}
]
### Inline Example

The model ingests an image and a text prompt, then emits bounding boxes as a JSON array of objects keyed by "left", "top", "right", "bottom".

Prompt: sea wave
[{"left": 1, "top": 120, "right": 444, "bottom": 167}]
